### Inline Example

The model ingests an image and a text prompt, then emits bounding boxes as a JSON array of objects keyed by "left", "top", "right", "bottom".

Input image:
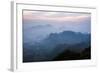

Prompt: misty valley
[{"left": 23, "top": 31, "right": 91, "bottom": 62}]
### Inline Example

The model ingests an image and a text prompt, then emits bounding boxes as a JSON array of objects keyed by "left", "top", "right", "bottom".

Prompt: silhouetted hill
[{"left": 42, "top": 31, "right": 90, "bottom": 45}]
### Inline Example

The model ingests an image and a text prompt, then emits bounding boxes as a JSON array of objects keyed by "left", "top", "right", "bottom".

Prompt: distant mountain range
[
  {"left": 23, "top": 31, "right": 91, "bottom": 62},
  {"left": 23, "top": 23, "right": 59, "bottom": 44}
]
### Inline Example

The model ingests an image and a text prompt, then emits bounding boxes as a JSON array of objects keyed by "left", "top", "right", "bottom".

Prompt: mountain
[
  {"left": 23, "top": 24, "right": 55, "bottom": 44},
  {"left": 23, "top": 31, "right": 91, "bottom": 62},
  {"left": 42, "top": 31, "right": 90, "bottom": 45}
]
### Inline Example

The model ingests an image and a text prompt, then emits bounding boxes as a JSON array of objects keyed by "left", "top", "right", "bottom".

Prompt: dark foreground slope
[{"left": 53, "top": 47, "right": 91, "bottom": 61}]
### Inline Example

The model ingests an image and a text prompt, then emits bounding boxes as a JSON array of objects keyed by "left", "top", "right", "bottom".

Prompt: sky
[{"left": 23, "top": 10, "right": 90, "bottom": 22}]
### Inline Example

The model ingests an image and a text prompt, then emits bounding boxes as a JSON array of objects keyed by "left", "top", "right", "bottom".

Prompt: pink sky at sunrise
[{"left": 23, "top": 10, "right": 91, "bottom": 22}]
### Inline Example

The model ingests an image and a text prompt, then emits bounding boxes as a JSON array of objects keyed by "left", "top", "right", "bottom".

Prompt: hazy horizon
[{"left": 23, "top": 10, "right": 91, "bottom": 43}]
